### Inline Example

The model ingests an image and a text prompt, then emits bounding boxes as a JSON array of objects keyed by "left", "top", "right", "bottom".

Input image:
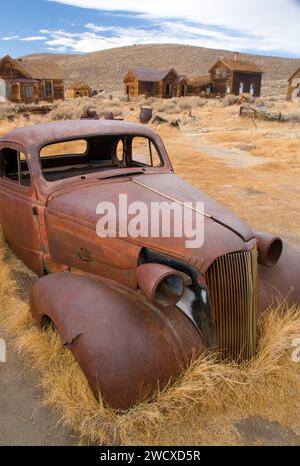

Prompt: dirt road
[{"left": 0, "top": 325, "right": 75, "bottom": 445}]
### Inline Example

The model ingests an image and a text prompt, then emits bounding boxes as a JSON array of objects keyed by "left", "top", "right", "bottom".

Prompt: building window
[
  {"left": 215, "top": 68, "right": 222, "bottom": 78},
  {"left": 126, "top": 85, "right": 130, "bottom": 94},
  {"left": 250, "top": 83, "right": 255, "bottom": 96},
  {"left": 239, "top": 82, "right": 244, "bottom": 94},
  {"left": 24, "top": 86, "right": 33, "bottom": 98},
  {"left": 44, "top": 80, "right": 53, "bottom": 98}
]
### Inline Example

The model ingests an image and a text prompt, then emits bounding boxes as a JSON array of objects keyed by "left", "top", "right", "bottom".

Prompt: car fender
[
  {"left": 29, "top": 272, "right": 204, "bottom": 409},
  {"left": 259, "top": 242, "right": 300, "bottom": 311}
]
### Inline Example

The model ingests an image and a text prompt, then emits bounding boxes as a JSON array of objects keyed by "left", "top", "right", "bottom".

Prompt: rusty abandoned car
[{"left": 0, "top": 120, "right": 299, "bottom": 409}]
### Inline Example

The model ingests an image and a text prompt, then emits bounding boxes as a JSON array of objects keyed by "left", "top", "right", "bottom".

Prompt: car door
[{"left": 0, "top": 144, "right": 45, "bottom": 274}]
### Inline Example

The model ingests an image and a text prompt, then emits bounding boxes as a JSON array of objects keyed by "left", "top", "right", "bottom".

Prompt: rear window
[
  {"left": 39, "top": 135, "right": 163, "bottom": 182},
  {"left": 40, "top": 139, "right": 87, "bottom": 157}
]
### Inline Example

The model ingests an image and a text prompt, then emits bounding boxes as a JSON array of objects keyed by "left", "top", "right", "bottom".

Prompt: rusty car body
[{"left": 0, "top": 120, "right": 299, "bottom": 410}]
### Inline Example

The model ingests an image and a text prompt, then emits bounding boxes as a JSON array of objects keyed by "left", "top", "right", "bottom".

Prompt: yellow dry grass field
[{"left": 0, "top": 94, "right": 300, "bottom": 445}]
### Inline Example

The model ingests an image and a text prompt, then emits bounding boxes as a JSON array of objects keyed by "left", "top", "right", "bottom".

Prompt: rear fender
[{"left": 29, "top": 272, "right": 204, "bottom": 409}]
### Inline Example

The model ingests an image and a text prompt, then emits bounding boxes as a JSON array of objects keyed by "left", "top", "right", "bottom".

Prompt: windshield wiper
[{"left": 98, "top": 170, "right": 145, "bottom": 180}]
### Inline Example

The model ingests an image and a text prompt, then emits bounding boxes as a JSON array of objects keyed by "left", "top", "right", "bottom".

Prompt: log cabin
[
  {"left": 186, "top": 74, "right": 213, "bottom": 96},
  {"left": 287, "top": 67, "right": 300, "bottom": 102},
  {"left": 208, "top": 53, "right": 263, "bottom": 97},
  {"left": 0, "top": 55, "right": 64, "bottom": 103},
  {"left": 124, "top": 68, "right": 187, "bottom": 98},
  {"left": 66, "top": 81, "right": 92, "bottom": 99}
]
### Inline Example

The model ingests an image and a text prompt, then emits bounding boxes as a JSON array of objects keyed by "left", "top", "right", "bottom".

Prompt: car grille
[{"left": 205, "top": 247, "right": 258, "bottom": 360}]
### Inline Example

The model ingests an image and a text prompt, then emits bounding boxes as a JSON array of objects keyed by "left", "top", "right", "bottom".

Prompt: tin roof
[
  {"left": 130, "top": 68, "right": 178, "bottom": 82},
  {"left": 209, "top": 57, "right": 263, "bottom": 73}
]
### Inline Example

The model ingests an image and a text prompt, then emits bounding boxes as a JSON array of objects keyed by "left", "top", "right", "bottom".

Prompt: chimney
[{"left": 234, "top": 52, "right": 239, "bottom": 62}]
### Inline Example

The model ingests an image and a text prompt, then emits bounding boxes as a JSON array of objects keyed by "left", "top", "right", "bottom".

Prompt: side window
[
  {"left": 44, "top": 80, "right": 53, "bottom": 98},
  {"left": 131, "top": 137, "right": 162, "bottom": 167},
  {"left": 0, "top": 148, "right": 31, "bottom": 186}
]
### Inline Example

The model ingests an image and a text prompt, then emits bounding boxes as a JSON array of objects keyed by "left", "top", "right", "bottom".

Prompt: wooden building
[
  {"left": 124, "top": 68, "right": 187, "bottom": 98},
  {"left": 287, "top": 67, "right": 300, "bottom": 102},
  {"left": 208, "top": 53, "right": 263, "bottom": 97},
  {"left": 0, "top": 55, "right": 64, "bottom": 103},
  {"left": 66, "top": 81, "right": 92, "bottom": 99},
  {"left": 186, "top": 74, "right": 212, "bottom": 96}
]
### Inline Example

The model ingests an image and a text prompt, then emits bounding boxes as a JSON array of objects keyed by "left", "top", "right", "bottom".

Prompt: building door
[
  {"left": 239, "top": 82, "right": 244, "bottom": 94},
  {"left": 180, "top": 84, "right": 186, "bottom": 96},
  {"left": 250, "top": 83, "right": 255, "bottom": 96},
  {"left": 165, "top": 83, "right": 172, "bottom": 96}
]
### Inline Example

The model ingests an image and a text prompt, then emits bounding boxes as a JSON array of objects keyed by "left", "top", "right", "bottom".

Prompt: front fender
[
  {"left": 29, "top": 272, "right": 204, "bottom": 409},
  {"left": 259, "top": 242, "right": 300, "bottom": 311}
]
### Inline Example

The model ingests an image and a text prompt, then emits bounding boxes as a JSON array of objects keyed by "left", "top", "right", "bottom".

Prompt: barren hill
[{"left": 22, "top": 43, "right": 300, "bottom": 92}]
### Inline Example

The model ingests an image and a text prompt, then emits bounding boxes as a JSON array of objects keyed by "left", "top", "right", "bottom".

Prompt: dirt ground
[
  {"left": 0, "top": 96, "right": 299, "bottom": 445},
  {"left": 0, "top": 325, "right": 74, "bottom": 445}
]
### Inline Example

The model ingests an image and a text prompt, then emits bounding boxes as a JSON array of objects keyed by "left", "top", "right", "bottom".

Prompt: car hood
[{"left": 46, "top": 174, "right": 255, "bottom": 272}]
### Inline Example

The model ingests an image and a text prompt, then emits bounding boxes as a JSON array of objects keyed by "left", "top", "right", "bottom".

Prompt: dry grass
[{"left": 0, "top": 233, "right": 299, "bottom": 445}]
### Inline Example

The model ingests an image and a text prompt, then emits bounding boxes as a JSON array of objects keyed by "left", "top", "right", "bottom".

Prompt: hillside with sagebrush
[{"left": 22, "top": 43, "right": 300, "bottom": 92}]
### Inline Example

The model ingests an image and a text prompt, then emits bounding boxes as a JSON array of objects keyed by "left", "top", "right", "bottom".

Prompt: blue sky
[{"left": 0, "top": 0, "right": 300, "bottom": 58}]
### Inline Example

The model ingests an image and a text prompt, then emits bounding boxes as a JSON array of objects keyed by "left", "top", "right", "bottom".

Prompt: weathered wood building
[
  {"left": 66, "top": 81, "right": 92, "bottom": 99},
  {"left": 208, "top": 54, "right": 263, "bottom": 97},
  {"left": 186, "top": 74, "right": 212, "bottom": 96},
  {"left": 287, "top": 67, "right": 300, "bottom": 102},
  {"left": 0, "top": 55, "right": 64, "bottom": 103},
  {"left": 124, "top": 68, "right": 187, "bottom": 98}
]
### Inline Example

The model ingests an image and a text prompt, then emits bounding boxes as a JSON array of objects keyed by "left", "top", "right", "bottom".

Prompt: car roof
[{"left": 0, "top": 120, "right": 159, "bottom": 148}]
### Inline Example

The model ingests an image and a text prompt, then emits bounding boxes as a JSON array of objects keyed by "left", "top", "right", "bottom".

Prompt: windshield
[{"left": 39, "top": 135, "right": 163, "bottom": 182}]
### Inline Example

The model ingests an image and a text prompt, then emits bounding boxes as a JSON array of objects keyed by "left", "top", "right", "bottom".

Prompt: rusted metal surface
[
  {"left": 30, "top": 272, "right": 204, "bottom": 409},
  {"left": 136, "top": 263, "right": 185, "bottom": 307},
  {"left": 258, "top": 242, "right": 300, "bottom": 312},
  {"left": 206, "top": 247, "right": 258, "bottom": 360},
  {"left": 254, "top": 230, "right": 283, "bottom": 267},
  {"left": 139, "top": 107, "right": 153, "bottom": 124},
  {"left": 0, "top": 120, "right": 299, "bottom": 409}
]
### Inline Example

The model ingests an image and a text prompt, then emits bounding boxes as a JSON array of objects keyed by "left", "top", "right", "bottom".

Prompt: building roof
[
  {"left": 67, "top": 81, "right": 92, "bottom": 90},
  {"left": 0, "top": 55, "right": 32, "bottom": 79},
  {"left": 16, "top": 58, "right": 63, "bottom": 80},
  {"left": 209, "top": 57, "right": 263, "bottom": 73},
  {"left": 288, "top": 67, "right": 300, "bottom": 82},
  {"left": 187, "top": 74, "right": 212, "bottom": 86},
  {"left": 128, "top": 68, "right": 178, "bottom": 82}
]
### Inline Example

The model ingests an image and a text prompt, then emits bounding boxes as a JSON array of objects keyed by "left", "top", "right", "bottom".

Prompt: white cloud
[
  {"left": 48, "top": 0, "right": 300, "bottom": 55},
  {"left": 1, "top": 35, "right": 20, "bottom": 41},
  {"left": 20, "top": 36, "right": 47, "bottom": 41}
]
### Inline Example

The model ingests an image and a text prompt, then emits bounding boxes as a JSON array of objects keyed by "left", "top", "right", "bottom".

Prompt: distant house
[
  {"left": 124, "top": 68, "right": 187, "bottom": 98},
  {"left": 287, "top": 67, "right": 300, "bottom": 102},
  {"left": 0, "top": 55, "right": 64, "bottom": 103},
  {"left": 208, "top": 53, "right": 263, "bottom": 97},
  {"left": 186, "top": 74, "right": 213, "bottom": 96},
  {"left": 66, "top": 81, "right": 92, "bottom": 99}
]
